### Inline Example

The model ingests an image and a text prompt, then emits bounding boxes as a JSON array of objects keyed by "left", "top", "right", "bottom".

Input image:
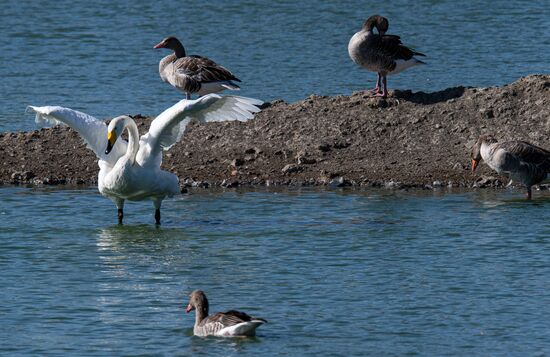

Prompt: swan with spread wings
[{"left": 27, "top": 94, "right": 262, "bottom": 224}]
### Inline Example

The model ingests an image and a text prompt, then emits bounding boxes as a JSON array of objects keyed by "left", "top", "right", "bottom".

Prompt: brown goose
[
  {"left": 186, "top": 290, "right": 267, "bottom": 337},
  {"left": 348, "top": 15, "right": 425, "bottom": 98},
  {"left": 154, "top": 36, "right": 241, "bottom": 99},
  {"left": 471, "top": 134, "right": 550, "bottom": 199}
]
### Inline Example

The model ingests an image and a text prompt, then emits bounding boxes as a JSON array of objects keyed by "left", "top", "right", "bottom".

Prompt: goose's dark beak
[{"left": 105, "top": 131, "right": 117, "bottom": 155}]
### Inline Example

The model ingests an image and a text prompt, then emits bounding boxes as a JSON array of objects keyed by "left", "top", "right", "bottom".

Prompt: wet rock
[
  {"left": 10, "top": 171, "right": 35, "bottom": 182},
  {"left": 329, "top": 176, "right": 352, "bottom": 188},
  {"left": 221, "top": 179, "right": 239, "bottom": 188},
  {"left": 473, "top": 175, "right": 504, "bottom": 188},
  {"left": 384, "top": 180, "right": 404, "bottom": 189}
]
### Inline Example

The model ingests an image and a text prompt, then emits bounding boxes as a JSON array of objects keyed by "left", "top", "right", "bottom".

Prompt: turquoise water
[
  {"left": 2, "top": 1, "right": 550, "bottom": 355},
  {"left": 1, "top": 187, "right": 550, "bottom": 356},
  {"left": 1, "top": 0, "right": 549, "bottom": 131}
]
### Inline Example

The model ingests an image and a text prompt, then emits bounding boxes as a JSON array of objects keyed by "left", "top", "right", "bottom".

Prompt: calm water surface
[
  {"left": 1, "top": 0, "right": 549, "bottom": 131},
  {"left": 1, "top": 187, "right": 549, "bottom": 356}
]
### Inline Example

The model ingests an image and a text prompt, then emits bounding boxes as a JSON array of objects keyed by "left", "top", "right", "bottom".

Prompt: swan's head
[
  {"left": 105, "top": 115, "right": 129, "bottom": 155},
  {"left": 186, "top": 290, "right": 209, "bottom": 314},
  {"left": 363, "top": 15, "right": 389, "bottom": 35},
  {"left": 470, "top": 134, "right": 497, "bottom": 172},
  {"left": 153, "top": 36, "right": 182, "bottom": 50}
]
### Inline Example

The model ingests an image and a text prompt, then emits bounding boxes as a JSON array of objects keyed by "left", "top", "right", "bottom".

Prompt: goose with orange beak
[{"left": 471, "top": 134, "right": 550, "bottom": 199}]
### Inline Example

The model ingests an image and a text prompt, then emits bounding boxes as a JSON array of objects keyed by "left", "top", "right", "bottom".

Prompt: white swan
[{"left": 27, "top": 94, "right": 262, "bottom": 224}]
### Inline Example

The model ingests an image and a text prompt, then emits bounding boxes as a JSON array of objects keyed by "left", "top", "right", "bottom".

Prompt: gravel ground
[{"left": 1, "top": 74, "right": 549, "bottom": 190}]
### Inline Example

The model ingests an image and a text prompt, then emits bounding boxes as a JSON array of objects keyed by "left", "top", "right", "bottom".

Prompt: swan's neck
[
  {"left": 195, "top": 303, "right": 208, "bottom": 326},
  {"left": 123, "top": 118, "right": 140, "bottom": 164}
]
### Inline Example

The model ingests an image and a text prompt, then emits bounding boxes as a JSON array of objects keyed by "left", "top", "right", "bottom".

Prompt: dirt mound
[{"left": 1, "top": 74, "right": 549, "bottom": 189}]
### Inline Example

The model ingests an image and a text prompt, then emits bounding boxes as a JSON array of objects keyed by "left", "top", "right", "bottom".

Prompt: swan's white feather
[
  {"left": 136, "top": 94, "right": 262, "bottom": 167},
  {"left": 26, "top": 105, "right": 127, "bottom": 167}
]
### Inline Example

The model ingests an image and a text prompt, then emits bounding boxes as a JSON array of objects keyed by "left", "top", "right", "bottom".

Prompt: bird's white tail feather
[
  {"left": 221, "top": 83, "right": 241, "bottom": 90},
  {"left": 218, "top": 320, "right": 265, "bottom": 337},
  {"left": 388, "top": 58, "right": 425, "bottom": 76}
]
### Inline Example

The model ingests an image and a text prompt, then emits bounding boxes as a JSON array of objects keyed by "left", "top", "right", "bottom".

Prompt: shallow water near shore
[
  {"left": 1, "top": 186, "right": 549, "bottom": 356},
  {"left": 1, "top": 0, "right": 549, "bottom": 132}
]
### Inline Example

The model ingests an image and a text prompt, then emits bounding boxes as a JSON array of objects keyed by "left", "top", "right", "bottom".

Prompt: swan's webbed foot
[
  {"left": 185, "top": 93, "right": 191, "bottom": 100},
  {"left": 117, "top": 208, "right": 124, "bottom": 225},
  {"left": 526, "top": 187, "right": 532, "bottom": 200},
  {"left": 155, "top": 209, "right": 161, "bottom": 225}
]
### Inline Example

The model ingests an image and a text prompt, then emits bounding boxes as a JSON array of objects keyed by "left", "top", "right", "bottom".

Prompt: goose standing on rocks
[
  {"left": 154, "top": 36, "right": 241, "bottom": 99},
  {"left": 27, "top": 94, "right": 262, "bottom": 224},
  {"left": 186, "top": 290, "right": 267, "bottom": 337},
  {"left": 471, "top": 134, "right": 550, "bottom": 199},
  {"left": 348, "top": 15, "right": 426, "bottom": 98}
]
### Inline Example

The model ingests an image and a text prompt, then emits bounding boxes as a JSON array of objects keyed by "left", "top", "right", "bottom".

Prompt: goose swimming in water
[
  {"left": 348, "top": 15, "right": 426, "bottom": 98},
  {"left": 186, "top": 290, "right": 267, "bottom": 337},
  {"left": 154, "top": 36, "right": 241, "bottom": 99},
  {"left": 27, "top": 94, "right": 262, "bottom": 224},
  {"left": 471, "top": 134, "right": 550, "bottom": 199}
]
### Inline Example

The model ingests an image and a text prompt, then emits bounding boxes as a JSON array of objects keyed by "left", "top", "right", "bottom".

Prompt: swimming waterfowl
[
  {"left": 154, "top": 36, "right": 241, "bottom": 99},
  {"left": 27, "top": 94, "right": 262, "bottom": 224},
  {"left": 471, "top": 134, "right": 550, "bottom": 199},
  {"left": 348, "top": 15, "right": 426, "bottom": 98},
  {"left": 186, "top": 290, "right": 267, "bottom": 337}
]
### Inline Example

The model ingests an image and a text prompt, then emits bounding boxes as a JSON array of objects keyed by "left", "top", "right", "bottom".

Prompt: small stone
[
  {"left": 384, "top": 180, "right": 403, "bottom": 189},
  {"left": 282, "top": 164, "right": 302, "bottom": 174},
  {"left": 479, "top": 108, "right": 494, "bottom": 119},
  {"left": 318, "top": 143, "right": 331, "bottom": 152},
  {"left": 231, "top": 158, "right": 244, "bottom": 167}
]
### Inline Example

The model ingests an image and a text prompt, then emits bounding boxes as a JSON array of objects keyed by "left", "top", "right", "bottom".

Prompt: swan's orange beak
[
  {"left": 471, "top": 159, "right": 479, "bottom": 173},
  {"left": 153, "top": 41, "right": 165, "bottom": 49},
  {"left": 105, "top": 131, "right": 117, "bottom": 155},
  {"left": 186, "top": 304, "right": 194, "bottom": 313}
]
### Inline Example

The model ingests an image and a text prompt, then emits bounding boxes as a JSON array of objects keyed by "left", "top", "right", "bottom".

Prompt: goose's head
[
  {"left": 186, "top": 290, "right": 209, "bottom": 314},
  {"left": 105, "top": 115, "right": 129, "bottom": 155},
  {"left": 154, "top": 36, "right": 182, "bottom": 50},
  {"left": 363, "top": 15, "right": 389, "bottom": 35},
  {"left": 470, "top": 134, "right": 497, "bottom": 172}
]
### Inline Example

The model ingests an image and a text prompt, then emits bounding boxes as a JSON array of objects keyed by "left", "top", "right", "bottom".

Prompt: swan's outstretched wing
[
  {"left": 137, "top": 94, "right": 262, "bottom": 167},
  {"left": 26, "top": 105, "right": 127, "bottom": 165}
]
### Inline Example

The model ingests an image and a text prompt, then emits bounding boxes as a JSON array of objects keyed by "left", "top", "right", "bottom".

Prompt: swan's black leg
[
  {"left": 118, "top": 208, "right": 124, "bottom": 225},
  {"left": 155, "top": 209, "right": 161, "bottom": 225}
]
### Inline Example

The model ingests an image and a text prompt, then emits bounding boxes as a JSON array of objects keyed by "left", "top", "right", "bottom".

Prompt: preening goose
[
  {"left": 27, "top": 94, "right": 262, "bottom": 224},
  {"left": 348, "top": 15, "right": 425, "bottom": 98},
  {"left": 186, "top": 290, "right": 267, "bottom": 337},
  {"left": 471, "top": 134, "right": 550, "bottom": 199},
  {"left": 154, "top": 36, "right": 241, "bottom": 99}
]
